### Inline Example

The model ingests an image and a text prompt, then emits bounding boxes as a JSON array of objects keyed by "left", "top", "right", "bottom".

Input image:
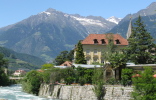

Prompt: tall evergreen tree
[
  {"left": 75, "top": 41, "right": 86, "bottom": 64},
  {"left": 125, "top": 16, "right": 155, "bottom": 64},
  {"left": 54, "top": 50, "right": 74, "bottom": 65}
]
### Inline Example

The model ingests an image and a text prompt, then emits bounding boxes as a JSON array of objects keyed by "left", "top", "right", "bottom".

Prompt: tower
[{"left": 126, "top": 16, "right": 132, "bottom": 39}]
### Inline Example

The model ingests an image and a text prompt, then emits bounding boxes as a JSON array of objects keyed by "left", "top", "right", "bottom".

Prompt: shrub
[
  {"left": 22, "top": 70, "right": 42, "bottom": 95},
  {"left": 132, "top": 67, "right": 156, "bottom": 100},
  {"left": 121, "top": 68, "right": 133, "bottom": 86}
]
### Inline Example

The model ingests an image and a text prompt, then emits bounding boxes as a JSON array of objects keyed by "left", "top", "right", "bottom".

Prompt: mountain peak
[
  {"left": 106, "top": 16, "right": 122, "bottom": 24},
  {"left": 46, "top": 8, "right": 57, "bottom": 12}
]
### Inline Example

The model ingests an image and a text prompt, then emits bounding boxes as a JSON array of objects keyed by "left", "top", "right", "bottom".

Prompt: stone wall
[{"left": 39, "top": 84, "right": 133, "bottom": 100}]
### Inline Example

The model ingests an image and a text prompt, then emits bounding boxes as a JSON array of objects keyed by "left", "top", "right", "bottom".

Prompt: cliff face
[{"left": 39, "top": 84, "right": 133, "bottom": 100}]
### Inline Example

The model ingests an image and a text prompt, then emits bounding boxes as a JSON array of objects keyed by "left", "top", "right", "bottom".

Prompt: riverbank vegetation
[
  {"left": 132, "top": 67, "right": 156, "bottom": 100},
  {"left": 0, "top": 53, "right": 15, "bottom": 86}
]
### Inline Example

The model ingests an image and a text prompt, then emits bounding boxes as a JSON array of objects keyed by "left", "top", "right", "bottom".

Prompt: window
[
  {"left": 94, "top": 49, "right": 98, "bottom": 55},
  {"left": 115, "top": 39, "right": 121, "bottom": 44},
  {"left": 86, "top": 49, "right": 90, "bottom": 55},
  {"left": 93, "top": 39, "right": 98, "bottom": 44},
  {"left": 93, "top": 59, "right": 98, "bottom": 63},
  {"left": 101, "top": 39, "right": 106, "bottom": 44}
]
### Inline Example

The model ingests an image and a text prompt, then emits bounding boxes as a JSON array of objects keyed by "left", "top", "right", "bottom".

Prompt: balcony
[
  {"left": 86, "top": 55, "right": 91, "bottom": 59},
  {"left": 93, "top": 55, "right": 98, "bottom": 59}
]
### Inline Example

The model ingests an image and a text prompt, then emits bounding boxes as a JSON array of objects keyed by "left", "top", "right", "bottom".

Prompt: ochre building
[{"left": 80, "top": 33, "right": 128, "bottom": 64}]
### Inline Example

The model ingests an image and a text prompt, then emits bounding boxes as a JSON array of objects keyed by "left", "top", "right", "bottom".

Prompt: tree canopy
[
  {"left": 125, "top": 16, "right": 156, "bottom": 64},
  {"left": 54, "top": 50, "right": 74, "bottom": 65},
  {"left": 75, "top": 41, "right": 86, "bottom": 64}
]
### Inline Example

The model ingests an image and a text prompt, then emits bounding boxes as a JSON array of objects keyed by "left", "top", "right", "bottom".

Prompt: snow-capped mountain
[
  {"left": 106, "top": 16, "right": 122, "bottom": 24},
  {"left": 0, "top": 8, "right": 121, "bottom": 61},
  {"left": 70, "top": 14, "right": 117, "bottom": 34}
]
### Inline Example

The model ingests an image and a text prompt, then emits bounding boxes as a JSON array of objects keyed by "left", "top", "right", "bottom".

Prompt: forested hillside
[{"left": 0, "top": 47, "right": 45, "bottom": 71}]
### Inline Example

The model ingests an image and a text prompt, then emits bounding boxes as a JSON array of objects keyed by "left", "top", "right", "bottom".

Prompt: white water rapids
[{"left": 0, "top": 84, "right": 59, "bottom": 100}]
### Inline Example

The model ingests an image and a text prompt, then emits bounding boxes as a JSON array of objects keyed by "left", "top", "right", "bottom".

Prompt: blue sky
[{"left": 0, "top": 0, "right": 156, "bottom": 28}]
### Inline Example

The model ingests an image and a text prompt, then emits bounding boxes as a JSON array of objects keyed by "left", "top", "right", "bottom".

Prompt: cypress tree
[
  {"left": 75, "top": 41, "right": 86, "bottom": 64},
  {"left": 125, "top": 16, "right": 155, "bottom": 64}
]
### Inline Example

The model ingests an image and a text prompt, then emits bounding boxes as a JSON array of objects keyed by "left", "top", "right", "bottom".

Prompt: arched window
[
  {"left": 93, "top": 39, "right": 98, "bottom": 44},
  {"left": 115, "top": 39, "right": 121, "bottom": 44},
  {"left": 101, "top": 39, "right": 106, "bottom": 44}
]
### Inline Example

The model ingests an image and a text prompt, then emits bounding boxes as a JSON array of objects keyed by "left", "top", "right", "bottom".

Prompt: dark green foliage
[
  {"left": 106, "top": 77, "right": 117, "bottom": 85},
  {"left": 76, "top": 66, "right": 94, "bottom": 85},
  {"left": 125, "top": 16, "right": 156, "bottom": 64},
  {"left": 0, "top": 53, "right": 8, "bottom": 68},
  {"left": 22, "top": 70, "right": 42, "bottom": 95},
  {"left": 102, "top": 33, "right": 127, "bottom": 69},
  {"left": 121, "top": 68, "right": 133, "bottom": 86},
  {"left": 0, "top": 53, "right": 11, "bottom": 86},
  {"left": 102, "top": 33, "right": 117, "bottom": 62},
  {"left": 132, "top": 67, "right": 156, "bottom": 100},
  {"left": 109, "top": 52, "right": 127, "bottom": 69},
  {"left": 54, "top": 50, "right": 74, "bottom": 65},
  {"left": 50, "top": 68, "right": 63, "bottom": 84},
  {"left": 0, "top": 68, "right": 10, "bottom": 86},
  {"left": 61, "top": 67, "right": 76, "bottom": 85},
  {"left": 84, "top": 68, "right": 94, "bottom": 83},
  {"left": 75, "top": 41, "right": 86, "bottom": 64},
  {"left": 92, "top": 67, "right": 105, "bottom": 100}
]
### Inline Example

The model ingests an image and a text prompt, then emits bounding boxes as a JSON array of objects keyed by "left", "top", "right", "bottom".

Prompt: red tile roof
[
  {"left": 81, "top": 34, "right": 128, "bottom": 45},
  {"left": 60, "top": 61, "right": 72, "bottom": 67}
]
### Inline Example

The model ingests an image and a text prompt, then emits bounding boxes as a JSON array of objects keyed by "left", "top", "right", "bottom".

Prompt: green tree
[
  {"left": 0, "top": 68, "right": 10, "bottom": 86},
  {"left": 125, "top": 16, "right": 155, "bottom": 64},
  {"left": 75, "top": 66, "right": 86, "bottom": 85},
  {"left": 0, "top": 53, "right": 9, "bottom": 86},
  {"left": 121, "top": 68, "right": 133, "bottom": 86},
  {"left": 0, "top": 53, "right": 8, "bottom": 68},
  {"left": 109, "top": 52, "right": 127, "bottom": 69},
  {"left": 132, "top": 67, "right": 156, "bottom": 100},
  {"left": 102, "top": 34, "right": 127, "bottom": 80},
  {"left": 75, "top": 41, "right": 86, "bottom": 64},
  {"left": 41, "top": 63, "right": 54, "bottom": 70},
  {"left": 54, "top": 50, "right": 74, "bottom": 65},
  {"left": 102, "top": 33, "right": 117, "bottom": 63},
  {"left": 61, "top": 67, "right": 76, "bottom": 85},
  {"left": 22, "top": 70, "right": 42, "bottom": 95},
  {"left": 50, "top": 68, "right": 62, "bottom": 84},
  {"left": 75, "top": 66, "right": 94, "bottom": 85},
  {"left": 92, "top": 67, "right": 106, "bottom": 100}
]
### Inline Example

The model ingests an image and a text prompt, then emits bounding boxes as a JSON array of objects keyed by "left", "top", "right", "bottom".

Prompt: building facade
[{"left": 80, "top": 33, "right": 128, "bottom": 64}]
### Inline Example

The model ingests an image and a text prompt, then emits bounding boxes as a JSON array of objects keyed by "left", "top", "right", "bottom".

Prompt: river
[{"left": 0, "top": 84, "right": 59, "bottom": 100}]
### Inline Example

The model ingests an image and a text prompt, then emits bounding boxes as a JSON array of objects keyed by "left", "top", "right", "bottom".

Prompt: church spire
[{"left": 126, "top": 16, "right": 132, "bottom": 39}]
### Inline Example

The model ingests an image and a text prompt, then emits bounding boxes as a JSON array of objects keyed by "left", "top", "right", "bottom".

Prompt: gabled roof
[
  {"left": 81, "top": 34, "right": 128, "bottom": 45},
  {"left": 60, "top": 61, "right": 72, "bottom": 67}
]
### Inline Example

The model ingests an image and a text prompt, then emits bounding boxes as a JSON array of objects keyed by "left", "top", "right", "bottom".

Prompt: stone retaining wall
[{"left": 39, "top": 84, "right": 133, "bottom": 100}]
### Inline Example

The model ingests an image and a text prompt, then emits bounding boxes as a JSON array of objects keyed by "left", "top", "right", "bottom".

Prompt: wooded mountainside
[{"left": 0, "top": 47, "right": 45, "bottom": 71}]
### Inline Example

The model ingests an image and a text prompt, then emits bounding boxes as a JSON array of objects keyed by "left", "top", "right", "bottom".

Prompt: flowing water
[{"left": 0, "top": 84, "right": 59, "bottom": 100}]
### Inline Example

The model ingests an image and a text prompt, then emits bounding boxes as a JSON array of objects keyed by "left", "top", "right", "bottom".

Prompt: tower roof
[{"left": 126, "top": 17, "right": 132, "bottom": 39}]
